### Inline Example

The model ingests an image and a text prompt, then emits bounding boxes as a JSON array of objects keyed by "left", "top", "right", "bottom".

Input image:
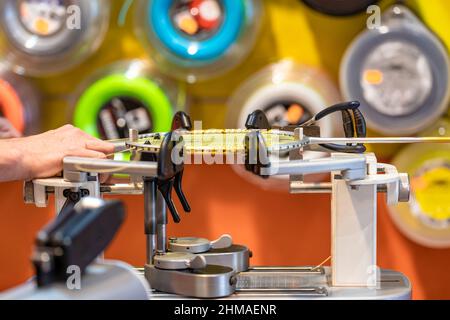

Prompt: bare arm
[{"left": 0, "top": 125, "right": 114, "bottom": 182}]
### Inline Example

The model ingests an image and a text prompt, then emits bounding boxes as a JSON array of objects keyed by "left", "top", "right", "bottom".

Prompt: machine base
[
  {"left": 147, "top": 266, "right": 411, "bottom": 300},
  {"left": 1, "top": 260, "right": 150, "bottom": 300},
  {"left": 145, "top": 264, "right": 236, "bottom": 298}
]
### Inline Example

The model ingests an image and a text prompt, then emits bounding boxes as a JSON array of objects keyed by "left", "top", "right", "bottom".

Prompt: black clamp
[
  {"left": 244, "top": 132, "right": 271, "bottom": 178},
  {"left": 244, "top": 110, "right": 271, "bottom": 178},
  {"left": 242, "top": 102, "right": 368, "bottom": 178},
  {"left": 142, "top": 111, "right": 192, "bottom": 223},
  {"left": 60, "top": 189, "right": 90, "bottom": 214},
  {"left": 245, "top": 109, "right": 271, "bottom": 130},
  {"left": 311, "top": 101, "right": 367, "bottom": 153}
]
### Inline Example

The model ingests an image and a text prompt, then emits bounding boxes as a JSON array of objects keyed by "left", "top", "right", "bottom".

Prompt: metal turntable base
[
  {"left": 200, "top": 245, "right": 250, "bottom": 273},
  {"left": 145, "top": 266, "right": 411, "bottom": 300}
]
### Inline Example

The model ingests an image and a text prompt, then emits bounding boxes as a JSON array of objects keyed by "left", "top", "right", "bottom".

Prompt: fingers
[
  {"left": 56, "top": 124, "right": 115, "bottom": 155},
  {"left": 85, "top": 140, "right": 115, "bottom": 155},
  {"left": 66, "top": 148, "right": 108, "bottom": 159}
]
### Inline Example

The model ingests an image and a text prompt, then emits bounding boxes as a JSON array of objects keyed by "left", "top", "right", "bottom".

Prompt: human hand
[
  {"left": 0, "top": 117, "right": 21, "bottom": 139},
  {"left": 1, "top": 125, "right": 114, "bottom": 181}
]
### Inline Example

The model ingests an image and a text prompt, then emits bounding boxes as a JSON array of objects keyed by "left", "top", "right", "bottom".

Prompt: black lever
[
  {"left": 58, "top": 189, "right": 90, "bottom": 216},
  {"left": 353, "top": 108, "right": 367, "bottom": 138},
  {"left": 157, "top": 179, "right": 180, "bottom": 223},
  {"left": 171, "top": 140, "right": 191, "bottom": 214},
  {"left": 156, "top": 131, "right": 188, "bottom": 223},
  {"left": 312, "top": 101, "right": 367, "bottom": 154},
  {"left": 171, "top": 111, "right": 191, "bottom": 214},
  {"left": 141, "top": 112, "right": 192, "bottom": 223},
  {"left": 174, "top": 170, "right": 191, "bottom": 212},
  {"left": 341, "top": 109, "right": 355, "bottom": 139},
  {"left": 242, "top": 110, "right": 272, "bottom": 177},
  {"left": 33, "top": 198, "right": 125, "bottom": 287},
  {"left": 313, "top": 101, "right": 360, "bottom": 122}
]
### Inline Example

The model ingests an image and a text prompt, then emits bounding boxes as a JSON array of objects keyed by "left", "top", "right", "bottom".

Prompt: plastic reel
[
  {"left": 73, "top": 60, "right": 183, "bottom": 144},
  {"left": 227, "top": 60, "right": 341, "bottom": 190},
  {"left": 340, "top": 5, "right": 449, "bottom": 136},
  {"left": 0, "top": 0, "right": 110, "bottom": 76},
  {"left": 388, "top": 119, "right": 450, "bottom": 248},
  {"left": 0, "top": 67, "right": 40, "bottom": 135},
  {"left": 134, "top": 0, "right": 263, "bottom": 82},
  {"left": 301, "top": 0, "right": 379, "bottom": 16}
]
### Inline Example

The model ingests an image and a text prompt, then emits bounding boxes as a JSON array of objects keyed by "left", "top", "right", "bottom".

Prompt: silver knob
[
  {"left": 211, "top": 234, "right": 233, "bottom": 249},
  {"left": 398, "top": 173, "right": 410, "bottom": 203},
  {"left": 186, "top": 255, "right": 207, "bottom": 269}
]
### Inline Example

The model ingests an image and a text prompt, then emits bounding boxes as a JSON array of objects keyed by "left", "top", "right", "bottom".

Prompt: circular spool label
[
  {"left": 262, "top": 101, "right": 313, "bottom": 127},
  {"left": 97, "top": 96, "right": 153, "bottom": 140},
  {"left": 361, "top": 41, "right": 433, "bottom": 117},
  {"left": 191, "top": 0, "right": 222, "bottom": 29},
  {"left": 410, "top": 161, "right": 450, "bottom": 229},
  {"left": 260, "top": 100, "right": 314, "bottom": 160},
  {"left": 18, "top": 0, "right": 68, "bottom": 37},
  {"left": 340, "top": 5, "right": 449, "bottom": 136},
  {"left": 170, "top": 0, "right": 224, "bottom": 40}
]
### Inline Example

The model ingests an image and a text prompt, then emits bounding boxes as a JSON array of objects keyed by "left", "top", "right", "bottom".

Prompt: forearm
[
  {"left": 0, "top": 125, "right": 114, "bottom": 183},
  {"left": 0, "top": 139, "right": 29, "bottom": 182}
]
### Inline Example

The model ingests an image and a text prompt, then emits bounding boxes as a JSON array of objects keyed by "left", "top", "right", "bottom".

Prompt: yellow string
[{"left": 106, "top": 147, "right": 132, "bottom": 158}]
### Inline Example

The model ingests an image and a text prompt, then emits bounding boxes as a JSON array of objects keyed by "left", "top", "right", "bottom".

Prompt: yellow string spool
[{"left": 388, "top": 119, "right": 450, "bottom": 248}]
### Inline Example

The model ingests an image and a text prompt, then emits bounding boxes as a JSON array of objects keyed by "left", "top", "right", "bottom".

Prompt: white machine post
[
  {"left": 331, "top": 153, "right": 378, "bottom": 287},
  {"left": 331, "top": 177, "right": 377, "bottom": 287}
]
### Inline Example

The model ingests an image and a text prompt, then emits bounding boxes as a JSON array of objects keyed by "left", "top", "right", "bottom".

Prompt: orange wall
[{"left": 2, "top": 164, "right": 450, "bottom": 299}]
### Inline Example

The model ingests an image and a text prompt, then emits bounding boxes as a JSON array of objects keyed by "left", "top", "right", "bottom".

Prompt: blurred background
[{"left": 0, "top": 0, "right": 449, "bottom": 299}]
